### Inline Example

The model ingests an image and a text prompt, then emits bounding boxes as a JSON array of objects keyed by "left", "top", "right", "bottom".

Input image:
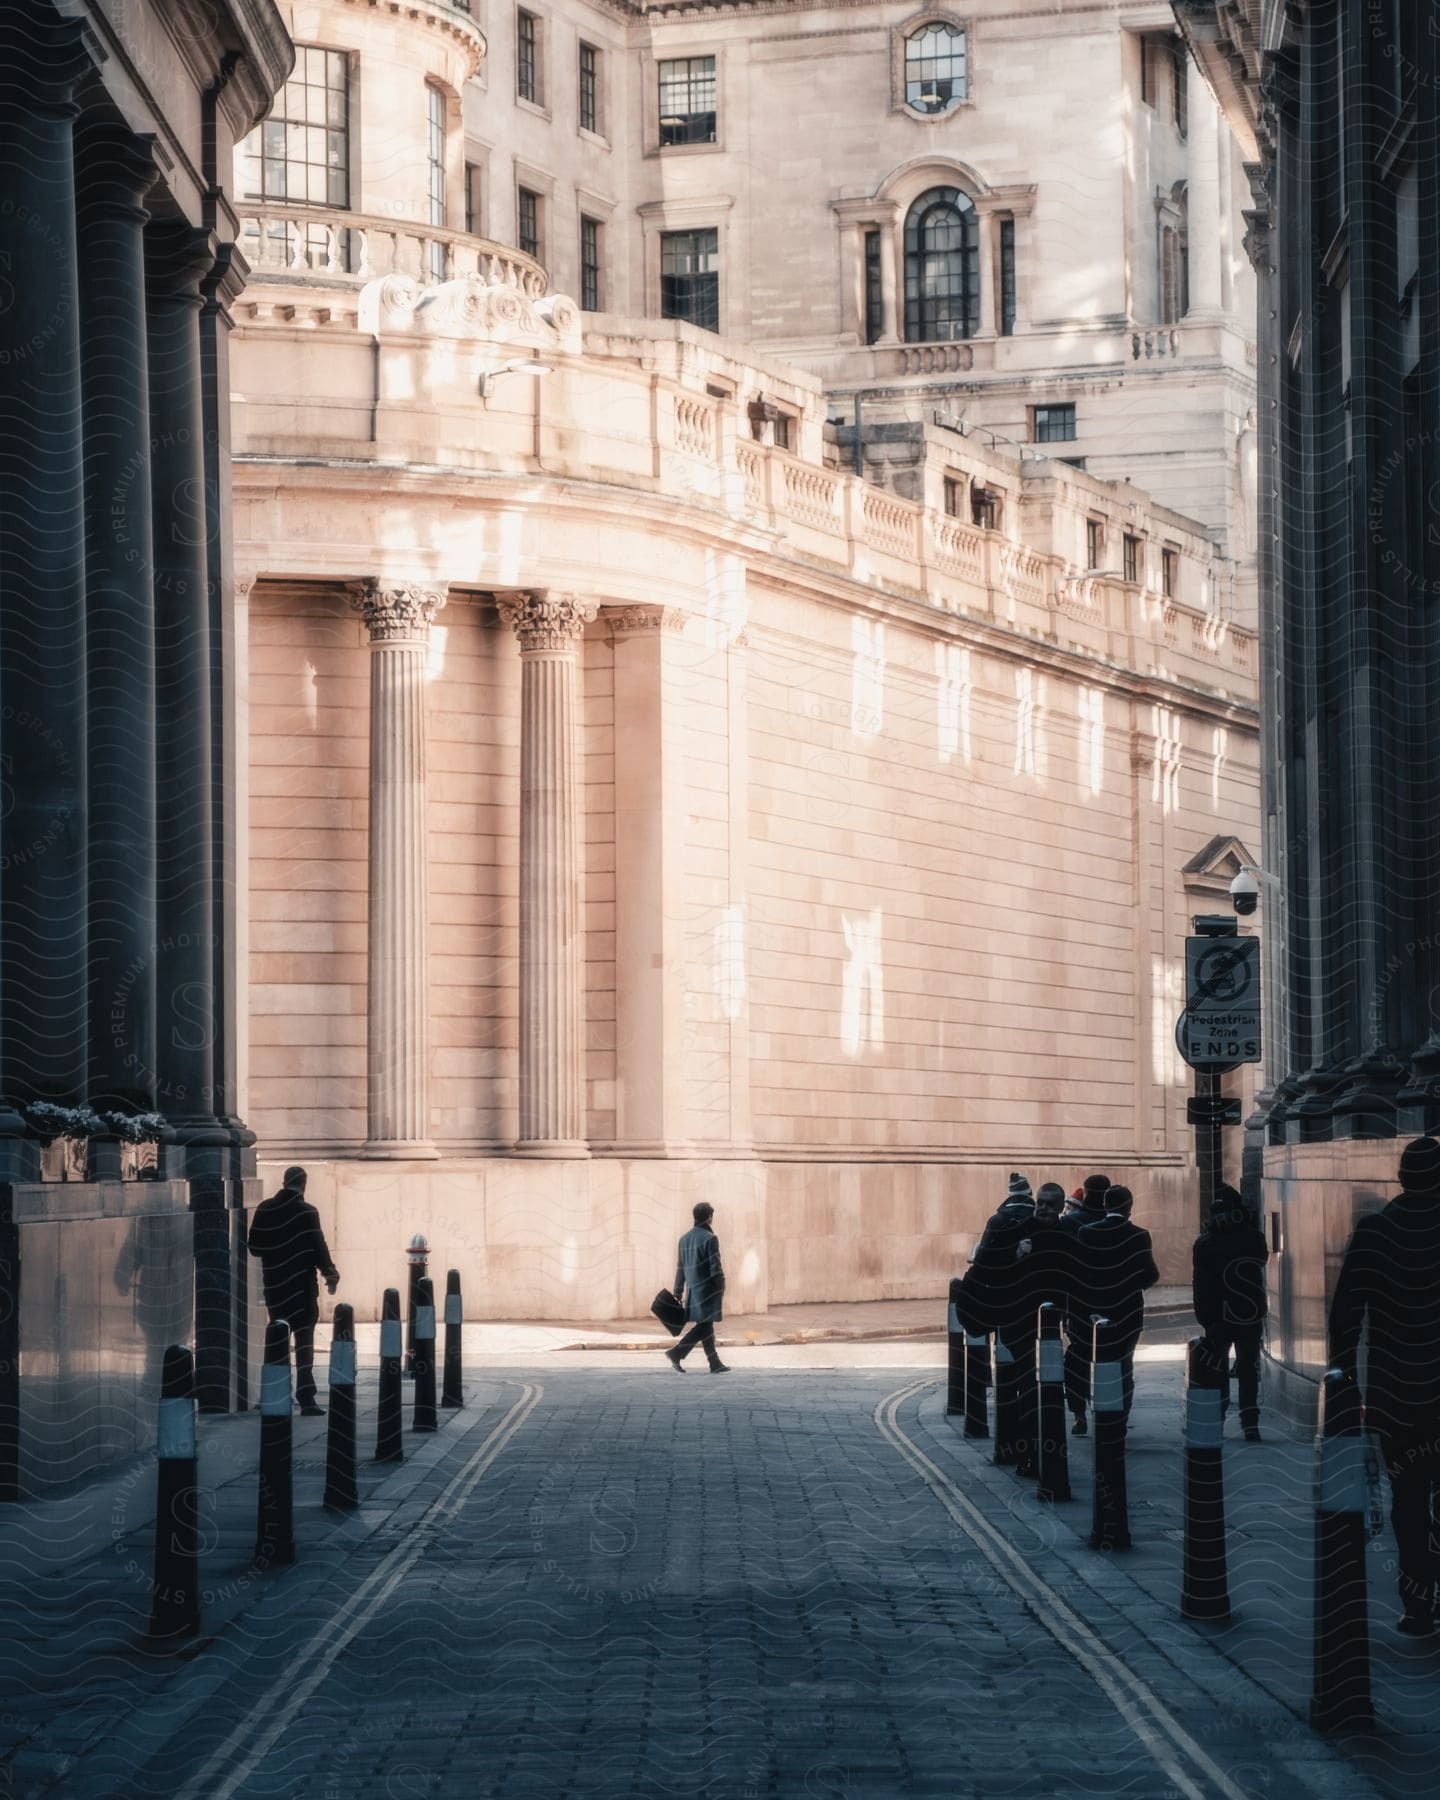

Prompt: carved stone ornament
[
  {"left": 360, "top": 275, "right": 583, "bottom": 356},
  {"left": 604, "top": 605, "right": 690, "bottom": 637},
  {"left": 497, "top": 591, "right": 598, "bottom": 652},
  {"left": 349, "top": 580, "right": 447, "bottom": 642}
]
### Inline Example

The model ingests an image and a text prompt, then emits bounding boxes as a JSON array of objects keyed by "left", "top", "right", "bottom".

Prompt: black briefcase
[{"left": 651, "top": 1288, "right": 686, "bottom": 1336}]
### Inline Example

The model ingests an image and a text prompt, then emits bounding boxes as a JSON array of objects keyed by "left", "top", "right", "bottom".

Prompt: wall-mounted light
[{"left": 478, "top": 358, "right": 554, "bottom": 401}]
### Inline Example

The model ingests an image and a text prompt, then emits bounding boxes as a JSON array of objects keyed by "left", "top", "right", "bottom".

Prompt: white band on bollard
[
  {"left": 946, "top": 1303, "right": 961, "bottom": 1336},
  {"left": 1092, "top": 1361, "right": 1124, "bottom": 1414},
  {"left": 260, "top": 1361, "right": 293, "bottom": 1417},
  {"left": 380, "top": 1318, "right": 402, "bottom": 1359},
  {"left": 1038, "top": 1340, "right": 1064, "bottom": 1383},
  {"left": 157, "top": 1395, "right": 197, "bottom": 1460},
  {"left": 1318, "top": 1436, "right": 1370, "bottom": 1513},
  {"left": 965, "top": 1333, "right": 988, "bottom": 1349},
  {"left": 415, "top": 1305, "right": 437, "bottom": 1341},
  {"left": 1185, "top": 1387, "right": 1224, "bottom": 1449},
  {"left": 444, "top": 1294, "right": 462, "bottom": 1326},
  {"left": 993, "top": 1339, "right": 1015, "bottom": 1365},
  {"left": 329, "top": 1341, "right": 357, "bottom": 1387}
]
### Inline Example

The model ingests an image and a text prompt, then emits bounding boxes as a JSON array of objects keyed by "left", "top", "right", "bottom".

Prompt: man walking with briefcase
[{"left": 666, "top": 1202, "right": 731, "bottom": 1374}]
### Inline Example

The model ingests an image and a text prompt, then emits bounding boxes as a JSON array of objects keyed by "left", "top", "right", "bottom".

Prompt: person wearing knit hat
[
  {"left": 1193, "top": 1183, "right": 1269, "bottom": 1441},
  {"left": 1055, "top": 1173, "right": 1114, "bottom": 1433},
  {"left": 1331, "top": 1136, "right": 1440, "bottom": 1634},
  {"left": 1007, "top": 1172, "right": 1033, "bottom": 1203}
]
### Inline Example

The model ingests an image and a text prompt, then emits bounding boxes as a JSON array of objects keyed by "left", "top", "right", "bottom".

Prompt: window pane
[
  {"left": 903, "top": 186, "right": 978, "bottom": 342},
  {"left": 660, "top": 228, "right": 719, "bottom": 330},
  {"left": 659, "top": 56, "right": 718, "bottom": 146},
  {"left": 905, "top": 23, "right": 967, "bottom": 113},
  {"left": 244, "top": 49, "right": 350, "bottom": 210}
]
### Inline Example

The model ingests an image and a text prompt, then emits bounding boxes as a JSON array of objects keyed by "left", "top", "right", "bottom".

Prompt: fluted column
[
  {"left": 77, "top": 120, "right": 160, "bottom": 1111},
  {"left": 0, "top": 14, "right": 91, "bottom": 1109},
  {"left": 350, "top": 582, "right": 445, "bottom": 1158},
  {"left": 498, "top": 591, "right": 597, "bottom": 1156}
]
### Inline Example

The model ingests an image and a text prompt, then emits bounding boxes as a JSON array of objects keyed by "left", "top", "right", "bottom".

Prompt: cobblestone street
[{"left": 0, "top": 1343, "right": 1394, "bottom": 1800}]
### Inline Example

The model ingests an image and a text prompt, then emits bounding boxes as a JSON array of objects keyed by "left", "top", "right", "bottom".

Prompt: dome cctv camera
[{"left": 1229, "top": 869, "right": 1260, "bottom": 917}]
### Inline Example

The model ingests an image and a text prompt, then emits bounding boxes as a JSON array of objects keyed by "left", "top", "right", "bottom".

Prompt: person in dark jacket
[
  {"left": 961, "top": 1180, "right": 1038, "bottom": 1469},
  {"left": 1193, "top": 1183, "right": 1269, "bottom": 1441},
  {"left": 246, "top": 1166, "right": 340, "bottom": 1414},
  {"left": 1058, "top": 1172, "right": 1111, "bottom": 1434},
  {"left": 667, "top": 1202, "right": 730, "bottom": 1374},
  {"left": 1330, "top": 1135, "right": 1440, "bottom": 1634},
  {"left": 1075, "top": 1184, "right": 1159, "bottom": 1422}
]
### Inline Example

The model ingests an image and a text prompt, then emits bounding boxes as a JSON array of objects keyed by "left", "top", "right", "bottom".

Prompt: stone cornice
[
  {"left": 495, "top": 591, "right": 599, "bottom": 652},
  {"left": 604, "top": 604, "right": 692, "bottom": 636},
  {"left": 349, "top": 579, "right": 448, "bottom": 641}
]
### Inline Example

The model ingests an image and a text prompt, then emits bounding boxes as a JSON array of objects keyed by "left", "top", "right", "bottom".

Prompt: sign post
[{"left": 1177, "top": 917, "right": 1261, "bottom": 1232}]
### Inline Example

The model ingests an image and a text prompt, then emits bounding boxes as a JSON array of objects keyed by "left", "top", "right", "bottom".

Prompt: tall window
[
  {"left": 1086, "top": 518, "right": 1104, "bottom": 569},
  {"left": 658, "top": 56, "right": 717, "bottom": 147},
  {"left": 903, "top": 187, "right": 978, "bottom": 343},
  {"left": 864, "top": 229, "right": 883, "bottom": 344},
  {"left": 1161, "top": 546, "right": 1178, "bottom": 598},
  {"left": 660, "top": 228, "right": 719, "bottom": 331},
  {"left": 427, "top": 85, "right": 447, "bottom": 281},
  {"left": 904, "top": 22, "right": 968, "bottom": 114},
  {"left": 1123, "top": 533, "right": 1140, "bottom": 583},
  {"left": 1160, "top": 215, "right": 1189, "bottom": 323},
  {"left": 580, "top": 215, "right": 601, "bottom": 311},
  {"left": 517, "top": 9, "right": 540, "bottom": 104},
  {"left": 1171, "top": 35, "right": 1188, "bottom": 136},
  {"left": 943, "top": 475, "right": 963, "bottom": 517},
  {"left": 518, "top": 187, "right": 540, "bottom": 259},
  {"left": 237, "top": 45, "right": 350, "bottom": 208},
  {"left": 465, "top": 162, "right": 484, "bottom": 236},
  {"left": 579, "top": 42, "right": 599, "bottom": 133},
  {"left": 999, "top": 216, "right": 1016, "bottom": 337},
  {"left": 1032, "top": 403, "right": 1076, "bottom": 443}
]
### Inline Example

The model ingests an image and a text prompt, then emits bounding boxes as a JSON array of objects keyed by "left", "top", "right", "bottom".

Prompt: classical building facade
[
  {"left": 0, "top": 0, "right": 290, "bottom": 1496},
  {"left": 1176, "top": 0, "right": 1439, "bottom": 1413},
  {"left": 231, "top": 0, "right": 1261, "bottom": 1322}
]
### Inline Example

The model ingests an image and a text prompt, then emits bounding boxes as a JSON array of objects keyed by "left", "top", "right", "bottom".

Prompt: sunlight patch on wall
[
  {"left": 1078, "top": 686, "right": 1105, "bottom": 796},
  {"left": 713, "top": 903, "right": 746, "bottom": 1021},
  {"left": 701, "top": 548, "right": 747, "bottom": 649},
  {"left": 1014, "top": 666, "right": 1042, "bottom": 778},
  {"left": 1152, "top": 704, "right": 1182, "bottom": 816},
  {"left": 1152, "top": 952, "right": 1184, "bottom": 1087},
  {"left": 426, "top": 623, "right": 448, "bottom": 682},
  {"left": 1211, "top": 725, "right": 1228, "bottom": 809},
  {"left": 840, "top": 907, "right": 885, "bottom": 1056},
  {"left": 851, "top": 616, "right": 885, "bottom": 736},
  {"left": 935, "top": 643, "right": 972, "bottom": 763}
]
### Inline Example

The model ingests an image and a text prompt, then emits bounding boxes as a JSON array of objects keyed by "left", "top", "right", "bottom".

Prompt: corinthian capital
[
  {"left": 496, "top": 591, "right": 598, "bottom": 653},
  {"left": 350, "top": 580, "right": 447, "bottom": 642}
]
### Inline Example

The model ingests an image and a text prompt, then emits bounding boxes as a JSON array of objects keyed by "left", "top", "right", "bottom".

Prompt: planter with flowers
[
  {"left": 103, "top": 1111, "right": 168, "bottom": 1180},
  {"left": 25, "top": 1103, "right": 107, "bottom": 1181}
]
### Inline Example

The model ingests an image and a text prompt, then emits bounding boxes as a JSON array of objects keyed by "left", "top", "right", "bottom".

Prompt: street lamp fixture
[{"left": 477, "top": 358, "right": 553, "bottom": 401}]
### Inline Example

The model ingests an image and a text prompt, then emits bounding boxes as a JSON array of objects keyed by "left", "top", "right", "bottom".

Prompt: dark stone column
[
  {"left": 145, "top": 221, "right": 224, "bottom": 1140},
  {"left": 0, "top": 13, "right": 91, "bottom": 1112},
  {"left": 76, "top": 119, "right": 160, "bottom": 1114}
]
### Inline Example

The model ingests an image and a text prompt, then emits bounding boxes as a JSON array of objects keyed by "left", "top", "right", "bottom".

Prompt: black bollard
[
  {"left": 412, "top": 1276, "right": 438, "bottom": 1432},
  {"left": 992, "top": 1334, "right": 1020, "bottom": 1466},
  {"left": 1309, "top": 1370, "right": 1374, "bottom": 1732},
  {"left": 149, "top": 1344, "right": 200, "bottom": 1640},
  {"left": 1035, "top": 1304, "right": 1072, "bottom": 1503},
  {"left": 441, "top": 1268, "right": 464, "bottom": 1410},
  {"left": 1013, "top": 1324, "right": 1039, "bottom": 1480},
  {"left": 946, "top": 1282, "right": 965, "bottom": 1418},
  {"left": 375, "top": 1287, "right": 404, "bottom": 1464},
  {"left": 254, "top": 1319, "right": 295, "bottom": 1568},
  {"left": 323, "top": 1304, "right": 358, "bottom": 1511},
  {"left": 1088, "top": 1316, "right": 1131, "bottom": 1551},
  {"left": 963, "top": 1327, "right": 990, "bottom": 1439},
  {"left": 1181, "top": 1336, "right": 1230, "bottom": 1620},
  {"left": 403, "top": 1233, "right": 428, "bottom": 1379}
]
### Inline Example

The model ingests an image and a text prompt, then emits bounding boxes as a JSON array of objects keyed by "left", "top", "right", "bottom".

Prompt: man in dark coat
[
  {"left": 960, "top": 1179, "right": 1037, "bottom": 1469},
  {"left": 667, "top": 1202, "right": 730, "bottom": 1374},
  {"left": 1075, "top": 1184, "right": 1159, "bottom": 1422},
  {"left": 1330, "top": 1135, "right": 1440, "bottom": 1634},
  {"left": 1058, "top": 1172, "right": 1111, "bottom": 1434},
  {"left": 1193, "top": 1183, "right": 1269, "bottom": 1441},
  {"left": 246, "top": 1166, "right": 340, "bottom": 1414}
]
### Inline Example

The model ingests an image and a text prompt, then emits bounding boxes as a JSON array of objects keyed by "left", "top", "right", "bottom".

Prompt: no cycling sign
[{"left": 1178, "top": 934, "right": 1261, "bottom": 1069}]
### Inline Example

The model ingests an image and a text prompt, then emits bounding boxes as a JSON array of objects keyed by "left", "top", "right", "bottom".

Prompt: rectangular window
[
  {"left": 1162, "top": 546, "right": 1178, "bottom": 598},
  {"left": 1139, "top": 35, "right": 1154, "bottom": 107},
  {"left": 427, "top": 86, "right": 447, "bottom": 281},
  {"left": 239, "top": 44, "right": 350, "bottom": 209},
  {"left": 465, "top": 162, "right": 484, "bottom": 236},
  {"left": 518, "top": 186, "right": 540, "bottom": 259},
  {"left": 1171, "top": 35, "right": 1188, "bottom": 136},
  {"left": 579, "top": 41, "right": 599, "bottom": 134},
  {"left": 772, "top": 412, "right": 793, "bottom": 452},
  {"left": 864, "top": 228, "right": 883, "bottom": 345},
  {"left": 943, "top": 476, "right": 963, "bottom": 517},
  {"left": 517, "top": 9, "right": 539, "bottom": 104},
  {"left": 1123, "top": 534, "right": 1140, "bottom": 584},
  {"left": 660, "top": 227, "right": 719, "bottom": 331},
  {"left": 580, "top": 214, "right": 601, "bottom": 311},
  {"left": 999, "top": 216, "right": 1016, "bottom": 337},
  {"left": 658, "top": 56, "right": 717, "bottom": 147},
  {"left": 1032, "top": 403, "right": 1076, "bottom": 443},
  {"left": 1086, "top": 518, "right": 1103, "bottom": 569}
]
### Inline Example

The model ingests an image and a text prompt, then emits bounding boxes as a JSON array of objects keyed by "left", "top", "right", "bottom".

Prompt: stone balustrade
[{"left": 238, "top": 205, "right": 547, "bottom": 296}]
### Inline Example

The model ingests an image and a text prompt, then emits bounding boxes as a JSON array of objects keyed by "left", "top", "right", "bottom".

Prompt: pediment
[{"left": 1181, "top": 834, "right": 1259, "bottom": 897}]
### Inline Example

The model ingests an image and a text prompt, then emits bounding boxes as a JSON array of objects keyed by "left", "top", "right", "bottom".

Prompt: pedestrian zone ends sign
[{"left": 1180, "top": 934, "right": 1261, "bottom": 1067}]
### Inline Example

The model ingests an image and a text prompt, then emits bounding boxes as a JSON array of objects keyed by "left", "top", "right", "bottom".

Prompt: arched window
[
  {"left": 903, "top": 186, "right": 979, "bottom": 343},
  {"left": 904, "top": 22, "right": 968, "bottom": 114}
]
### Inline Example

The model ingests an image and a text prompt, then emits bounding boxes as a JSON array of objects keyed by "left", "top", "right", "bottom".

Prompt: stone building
[
  {"left": 1176, "top": 0, "right": 1440, "bottom": 1415},
  {"left": 0, "top": 0, "right": 289, "bottom": 1496},
  {"left": 231, "top": 0, "right": 1261, "bottom": 1324}
]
